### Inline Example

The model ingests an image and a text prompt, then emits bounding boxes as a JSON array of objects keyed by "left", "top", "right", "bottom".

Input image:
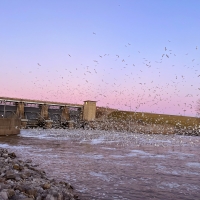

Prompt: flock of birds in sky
[{"left": 1, "top": 34, "right": 200, "bottom": 117}]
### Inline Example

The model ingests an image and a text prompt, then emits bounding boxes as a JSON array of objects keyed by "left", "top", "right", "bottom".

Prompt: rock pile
[{"left": 0, "top": 148, "right": 80, "bottom": 200}]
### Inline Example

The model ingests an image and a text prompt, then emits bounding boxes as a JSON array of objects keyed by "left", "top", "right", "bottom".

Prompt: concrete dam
[{"left": 0, "top": 97, "right": 96, "bottom": 129}]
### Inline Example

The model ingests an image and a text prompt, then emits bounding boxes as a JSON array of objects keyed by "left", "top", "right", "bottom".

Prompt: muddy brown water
[{"left": 0, "top": 129, "right": 200, "bottom": 200}]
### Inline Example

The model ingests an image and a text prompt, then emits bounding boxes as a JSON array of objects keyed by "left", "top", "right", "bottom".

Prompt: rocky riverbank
[{"left": 0, "top": 148, "right": 80, "bottom": 200}]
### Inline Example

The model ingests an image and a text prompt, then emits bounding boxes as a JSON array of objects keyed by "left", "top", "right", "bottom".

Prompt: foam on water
[
  {"left": 91, "top": 138, "right": 105, "bottom": 144},
  {"left": 110, "top": 155, "right": 126, "bottom": 158},
  {"left": 89, "top": 172, "right": 110, "bottom": 182},
  {"left": 18, "top": 129, "right": 200, "bottom": 148},
  {"left": 127, "top": 150, "right": 153, "bottom": 157},
  {"left": 159, "top": 182, "right": 180, "bottom": 189},
  {"left": 78, "top": 154, "right": 104, "bottom": 159},
  {"left": 0, "top": 143, "right": 30, "bottom": 150},
  {"left": 101, "top": 147, "right": 116, "bottom": 150},
  {"left": 186, "top": 162, "right": 200, "bottom": 168}
]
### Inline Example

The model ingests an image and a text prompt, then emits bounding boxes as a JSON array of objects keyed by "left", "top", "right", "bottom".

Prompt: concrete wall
[
  {"left": 83, "top": 101, "right": 96, "bottom": 121},
  {"left": 0, "top": 118, "right": 21, "bottom": 135}
]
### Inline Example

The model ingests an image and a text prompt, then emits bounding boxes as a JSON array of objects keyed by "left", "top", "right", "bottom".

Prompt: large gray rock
[
  {"left": 0, "top": 191, "right": 8, "bottom": 200},
  {"left": 5, "top": 171, "right": 16, "bottom": 180}
]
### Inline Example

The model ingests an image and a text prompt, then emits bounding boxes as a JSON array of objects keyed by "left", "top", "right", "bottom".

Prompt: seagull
[
  {"left": 93, "top": 32, "right": 96, "bottom": 35},
  {"left": 68, "top": 54, "right": 71, "bottom": 57},
  {"left": 37, "top": 63, "right": 41, "bottom": 66},
  {"left": 165, "top": 47, "right": 167, "bottom": 51}
]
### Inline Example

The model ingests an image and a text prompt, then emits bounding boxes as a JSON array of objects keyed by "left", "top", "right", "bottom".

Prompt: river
[{"left": 0, "top": 129, "right": 200, "bottom": 200}]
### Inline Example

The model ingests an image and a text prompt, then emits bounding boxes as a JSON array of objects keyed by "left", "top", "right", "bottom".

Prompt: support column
[
  {"left": 16, "top": 102, "right": 28, "bottom": 129},
  {"left": 16, "top": 102, "right": 24, "bottom": 119},
  {"left": 40, "top": 104, "right": 53, "bottom": 129},
  {"left": 16, "top": 102, "right": 28, "bottom": 128},
  {"left": 40, "top": 104, "right": 49, "bottom": 120},
  {"left": 61, "top": 106, "right": 70, "bottom": 121}
]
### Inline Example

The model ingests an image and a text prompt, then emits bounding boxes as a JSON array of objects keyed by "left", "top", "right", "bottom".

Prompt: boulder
[
  {"left": 7, "top": 189, "right": 15, "bottom": 198},
  {"left": 13, "top": 163, "right": 20, "bottom": 170},
  {"left": 0, "top": 191, "right": 8, "bottom": 200},
  {"left": 43, "top": 183, "right": 51, "bottom": 190},
  {"left": 5, "top": 171, "right": 16, "bottom": 180}
]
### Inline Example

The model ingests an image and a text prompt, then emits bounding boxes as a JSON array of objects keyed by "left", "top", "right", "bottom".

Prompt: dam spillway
[{"left": 0, "top": 97, "right": 96, "bottom": 129}]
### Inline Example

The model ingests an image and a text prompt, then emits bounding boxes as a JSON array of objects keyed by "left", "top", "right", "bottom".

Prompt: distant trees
[{"left": 196, "top": 99, "right": 200, "bottom": 116}]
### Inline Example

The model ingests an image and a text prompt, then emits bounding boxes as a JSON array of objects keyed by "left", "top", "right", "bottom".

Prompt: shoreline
[{"left": 0, "top": 147, "right": 80, "bottom": 200}]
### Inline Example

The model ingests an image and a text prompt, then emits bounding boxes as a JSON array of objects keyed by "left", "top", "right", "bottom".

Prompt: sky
[{"left": 0, "top": 0, "right": 200, "bottom": 117}]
